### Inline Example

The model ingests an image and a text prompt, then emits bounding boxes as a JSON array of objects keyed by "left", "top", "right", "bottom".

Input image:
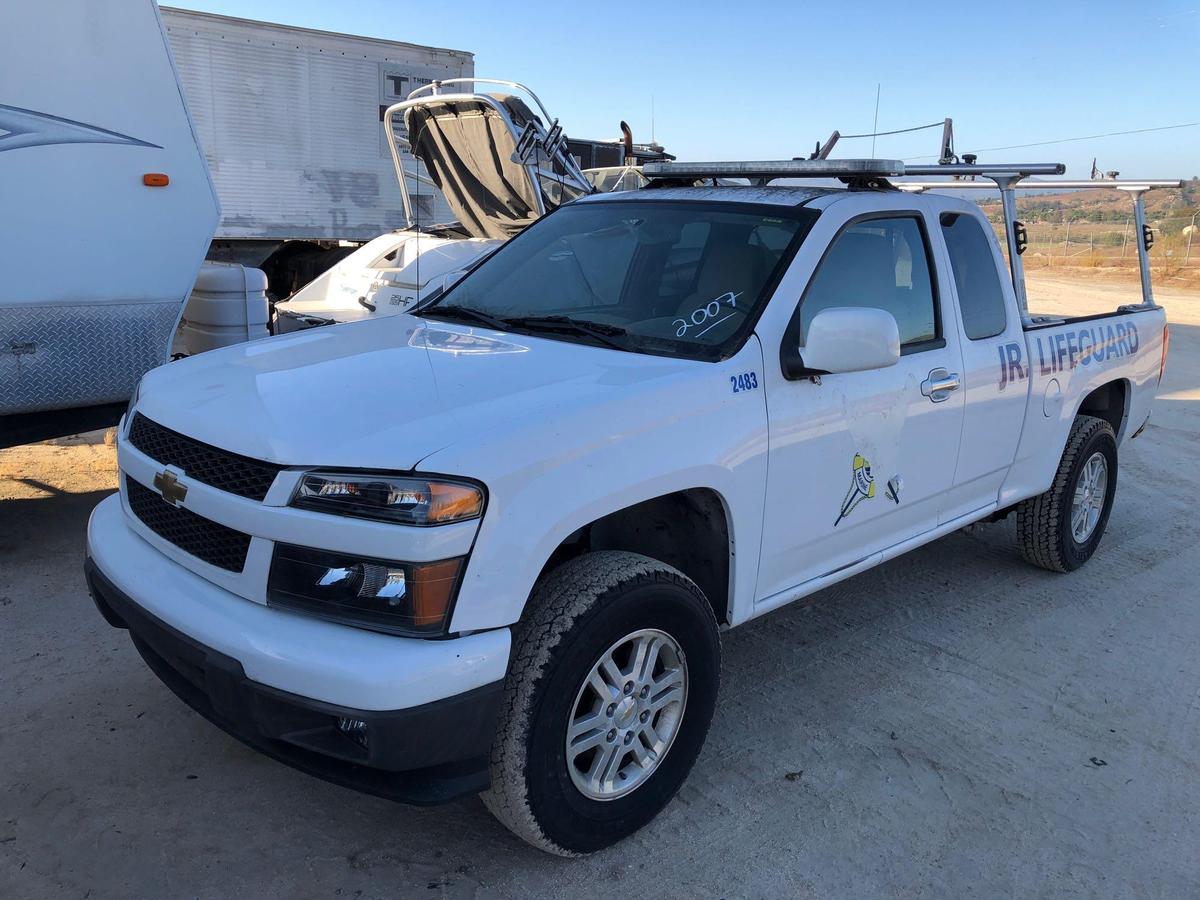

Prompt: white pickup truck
[{"left": 86, "top": 159, "right": 1169, "bottom": 855}]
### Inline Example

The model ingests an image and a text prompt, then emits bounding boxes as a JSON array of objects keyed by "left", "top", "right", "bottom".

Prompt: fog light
[
  {"left": 336, "top": 717, "right": 368, "bottom": 749},
  {"left": 267, "top": 544, "right": 464, "bottom": 636},
  {"left": 318, "top": 563, "right": 407, "bottom": 605}
]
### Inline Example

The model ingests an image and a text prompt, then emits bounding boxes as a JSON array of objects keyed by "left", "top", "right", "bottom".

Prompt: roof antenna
[{"left": 870, "top": 84, "right": 881, "bottom": 156}]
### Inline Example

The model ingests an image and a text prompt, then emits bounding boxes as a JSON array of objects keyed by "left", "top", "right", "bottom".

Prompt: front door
[{"left": 755, "top": 211, "right": 966, "bottom": 605}]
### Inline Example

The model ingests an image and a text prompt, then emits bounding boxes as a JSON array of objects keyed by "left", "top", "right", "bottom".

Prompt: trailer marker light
[{"left": 142, "top": 173, "right": 169, "bottom": 187}]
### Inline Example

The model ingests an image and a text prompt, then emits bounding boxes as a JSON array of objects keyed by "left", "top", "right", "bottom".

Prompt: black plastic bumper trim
[{"left": 85, "top": 558, "right": 503, "bottom": 805}]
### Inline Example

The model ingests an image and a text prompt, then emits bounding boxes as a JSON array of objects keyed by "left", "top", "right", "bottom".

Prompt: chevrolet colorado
[{"left": 86, "top": 163, "right": 1168, "bottom": 855}]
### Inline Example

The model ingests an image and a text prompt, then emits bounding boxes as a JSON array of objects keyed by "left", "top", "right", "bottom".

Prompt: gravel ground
[{"left": 2, "top": 276, "right": 1199, "bottom": 898}]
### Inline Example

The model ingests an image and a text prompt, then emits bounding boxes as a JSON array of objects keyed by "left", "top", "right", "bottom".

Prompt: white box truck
[{"left": 160, "top": 7, "right": 474, "bottom": 297}]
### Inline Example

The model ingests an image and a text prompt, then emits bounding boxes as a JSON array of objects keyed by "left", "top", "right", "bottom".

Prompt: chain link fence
[{"left": 983, "top": 213, "right": 1200, "bottom": 274}]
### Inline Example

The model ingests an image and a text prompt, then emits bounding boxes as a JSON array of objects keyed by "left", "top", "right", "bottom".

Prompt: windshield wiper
[
  {"left": 504, "top": 315, "right": 628, "bottom": 350},
  {"left": 416, "top": 303, "right": 511, "bottom": 331},
  {"left": 417, "top": 306, "right": 629, "bottom": 350}
]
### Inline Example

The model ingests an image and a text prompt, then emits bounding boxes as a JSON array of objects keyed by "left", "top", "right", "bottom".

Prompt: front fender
[{"left": 437, "top": 339, "right": 770, "bottom": 632}]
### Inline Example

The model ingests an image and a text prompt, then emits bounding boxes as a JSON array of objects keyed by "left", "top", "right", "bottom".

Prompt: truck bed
[{"left": 999, "top": 303, "right": 1167, "bottom": 509}]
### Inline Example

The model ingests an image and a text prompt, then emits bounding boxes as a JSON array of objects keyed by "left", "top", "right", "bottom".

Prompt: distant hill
[{"left": 975, "top": 177, "right": 1199, "bottom": 230}]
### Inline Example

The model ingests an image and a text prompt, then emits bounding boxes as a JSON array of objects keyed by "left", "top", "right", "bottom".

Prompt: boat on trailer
[{"left": 273, "top": 79, "right": 593, "bottom": 332}]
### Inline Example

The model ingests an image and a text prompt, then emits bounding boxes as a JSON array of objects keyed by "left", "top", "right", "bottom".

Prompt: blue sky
[{"left": 168, "top": 0, "right": 1199, "bottom": 178}]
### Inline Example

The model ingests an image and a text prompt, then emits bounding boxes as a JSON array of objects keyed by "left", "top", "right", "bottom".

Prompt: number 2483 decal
[{"left": 730, "top": 372, "right": 759, "bottom": 393}]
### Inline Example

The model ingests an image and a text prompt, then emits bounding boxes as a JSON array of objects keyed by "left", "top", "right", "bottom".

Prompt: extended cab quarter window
[
  {"left": 940, "top": 212, "right": 1008, "bottom": 340},
  {"left": 800, "top": 216, "right": 938, "bottom": 348}
]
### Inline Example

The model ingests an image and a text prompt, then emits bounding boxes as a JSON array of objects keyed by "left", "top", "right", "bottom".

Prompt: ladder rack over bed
[{"left": 642, "top": 159, "right": 1182, "bottom": 318}]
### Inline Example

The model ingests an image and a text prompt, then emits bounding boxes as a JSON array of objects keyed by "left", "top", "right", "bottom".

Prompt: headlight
[
  {"left": 268, "top": 543, "right": 464, "bottom": 636},
  {"left": 290, "top": 472, "right": 484, "bottom": 526}
]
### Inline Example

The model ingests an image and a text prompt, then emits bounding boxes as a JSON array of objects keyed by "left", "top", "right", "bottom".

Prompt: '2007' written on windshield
[{"left": 674, "top": 292, "right": 742, "bottom": 339}]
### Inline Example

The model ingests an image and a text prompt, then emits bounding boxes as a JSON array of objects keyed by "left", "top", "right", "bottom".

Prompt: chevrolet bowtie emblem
[{"left": 153, "top": 470, "right": 188, "bottom": 506}]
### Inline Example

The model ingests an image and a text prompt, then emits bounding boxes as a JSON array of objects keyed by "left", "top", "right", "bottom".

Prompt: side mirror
[{"left": 799, "top": 307, "right": 900, "bottom": 374}]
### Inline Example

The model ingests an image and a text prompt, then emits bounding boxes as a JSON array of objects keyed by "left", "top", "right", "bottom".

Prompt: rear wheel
[
  {"left": 482, "top": 551, "right": 721, "bottom": 856},
  {"left": 1016, "top": 415, "right": 1118, "bottom": 572}
]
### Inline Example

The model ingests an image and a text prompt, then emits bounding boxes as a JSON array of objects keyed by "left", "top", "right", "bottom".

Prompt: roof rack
[
  {"left": 643, "top": 157, "right": 1182, "bottom": 316},
  {"left": 899, "top": 179, "right": 1182, "bottom": 191},
  {"left": 640, "top": 159, "right": 1066, "bottom": 182},
  {"left": 641, "top": 159, "right": 906, "bottom": 180},
  {"left": 644, "top": 158, "right": 1066, "bottom": 317}
]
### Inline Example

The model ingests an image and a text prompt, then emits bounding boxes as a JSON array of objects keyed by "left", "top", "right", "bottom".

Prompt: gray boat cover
[{"left": 405, "top": 96, "right": 580, "bottom": 240}]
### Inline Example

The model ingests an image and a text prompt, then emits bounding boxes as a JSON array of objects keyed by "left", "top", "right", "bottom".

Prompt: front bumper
[{"left": 85, "top": 495, "right": 511, "bottom": 804}]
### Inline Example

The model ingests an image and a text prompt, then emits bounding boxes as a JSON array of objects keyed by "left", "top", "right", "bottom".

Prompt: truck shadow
[{"left": 0, "top": 481, "right": 115, "bottom": 565}]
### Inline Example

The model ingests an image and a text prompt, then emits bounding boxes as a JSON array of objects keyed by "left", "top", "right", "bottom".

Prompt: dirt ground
[{"left": 3, "top": 275, "right": 1199, "bottom": 898}]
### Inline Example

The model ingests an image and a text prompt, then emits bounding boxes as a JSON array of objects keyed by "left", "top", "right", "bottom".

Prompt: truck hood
[{"left": 136, "top": 316, "right": 699, "bottom": 472}]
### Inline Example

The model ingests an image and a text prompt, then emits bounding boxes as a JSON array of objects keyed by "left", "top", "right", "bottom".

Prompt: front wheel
[
  {"left": 1016, "top": 415, "right": 1118, "bottom": 572},
  {"left": 482, "top": 551, "right": 721, "bottom": 856}
]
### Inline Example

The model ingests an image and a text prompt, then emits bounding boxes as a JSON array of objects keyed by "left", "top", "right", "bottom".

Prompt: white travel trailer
[{"left": 0, "top": 0, "right": 219, "bottom": 448}]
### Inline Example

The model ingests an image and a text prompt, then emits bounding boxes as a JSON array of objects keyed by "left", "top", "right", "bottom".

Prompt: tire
[
  {"left": 482, "top": 551, "right": 721, "bottom": 856},
  {"left": 1016, "top": 415, "right": 1118, "bottom": 573}
]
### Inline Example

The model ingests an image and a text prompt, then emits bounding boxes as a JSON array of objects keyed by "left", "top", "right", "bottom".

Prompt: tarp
[{"left": 405, "top": 97, "right": 544, "bottom": 240}]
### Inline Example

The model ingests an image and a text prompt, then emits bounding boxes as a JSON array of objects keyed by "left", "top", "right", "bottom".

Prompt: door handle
[{"left": 921, "top": 368, "right": 961, "bottom": 403}]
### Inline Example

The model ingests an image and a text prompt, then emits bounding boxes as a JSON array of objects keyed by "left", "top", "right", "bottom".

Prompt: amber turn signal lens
[
  {"left": 142, "top": 173, "right": 170, "bottom": 187},
  {"left": 410, "top": 558, "right": 465, "bottom": 628},
  {"left": 428, "top": 482, "right": 484, "bottom": 524}
]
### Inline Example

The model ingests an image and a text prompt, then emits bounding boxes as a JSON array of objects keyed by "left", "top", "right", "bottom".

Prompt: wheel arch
[
  {"left": 532, "top": 488, "right": 735, "bottom": 627},
  {"left": 1075, "top": 377, "right": 1130, "bottom": 441}
]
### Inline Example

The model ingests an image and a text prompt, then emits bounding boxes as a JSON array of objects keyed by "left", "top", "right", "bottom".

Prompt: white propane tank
[{"left": 179, "top": 262, "right": 270, "bottom": 354}]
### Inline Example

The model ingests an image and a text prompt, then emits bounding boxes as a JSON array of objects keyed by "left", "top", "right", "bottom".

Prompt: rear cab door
[{"left": 750, "top": 191, "right": 968, "bottom": 608}]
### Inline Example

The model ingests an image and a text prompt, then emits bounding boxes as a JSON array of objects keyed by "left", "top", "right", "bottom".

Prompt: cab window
[
  {"left": 940, "top": 213, "right": 1008, "bottom": 340},
  {"left": 800, "top": 216, "right": 938, "bottom": 348}
]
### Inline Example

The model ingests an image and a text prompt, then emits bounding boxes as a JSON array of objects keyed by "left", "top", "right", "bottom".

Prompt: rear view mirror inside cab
[{"left": 797, "top": 306, "right": 901, "bottom": 375}]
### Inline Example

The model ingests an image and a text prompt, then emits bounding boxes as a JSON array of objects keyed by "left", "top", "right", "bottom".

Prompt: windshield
[{"left": 416, "top": 200, "right": 818, "bottom": 360}]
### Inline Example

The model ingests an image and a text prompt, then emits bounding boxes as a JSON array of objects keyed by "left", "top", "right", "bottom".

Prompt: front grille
[
  {"left": 126, "top": 477, "right": 252, "bottom": 572},
  {"left": 128, "top": 414, "right": 284, "bottom": 501}
]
